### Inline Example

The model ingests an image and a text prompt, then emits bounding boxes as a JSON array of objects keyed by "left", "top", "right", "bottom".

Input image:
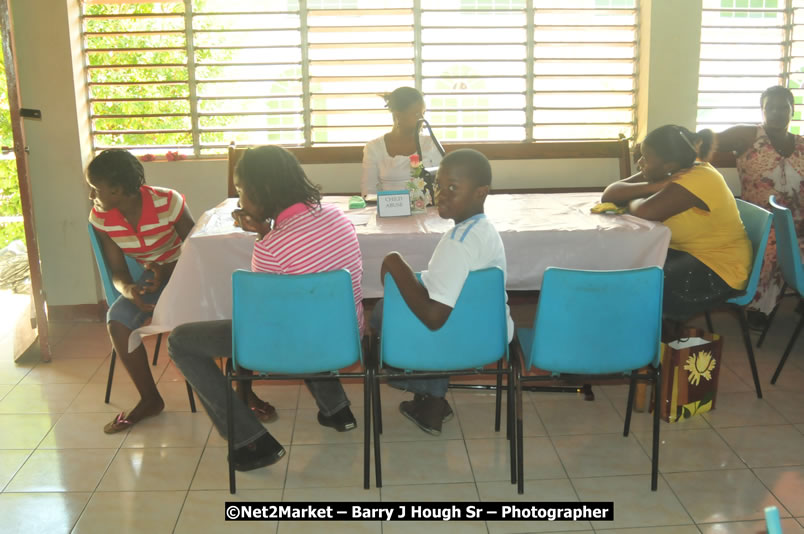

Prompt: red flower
[
  {"left": 409, "top": 154, "right": 420, "bottom": 167},
  {"left": 165, "top": 151, "right": 186, "bottom": 161},
  {"left": 140, "top": 154, "right": 155, "bottom": 162}
]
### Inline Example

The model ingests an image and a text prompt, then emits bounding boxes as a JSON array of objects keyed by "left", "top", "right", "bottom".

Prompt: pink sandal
[{"left": 103, "top": 412, "right": 133, "bottom": 434}]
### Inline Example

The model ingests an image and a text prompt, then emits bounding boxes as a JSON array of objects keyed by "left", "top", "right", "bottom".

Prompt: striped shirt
[
  {"left": 89, "top": 185, "right": 186, "bottom": 265},
  {"left": 252, "top": 202, "right": 364, "bottom": 332}
]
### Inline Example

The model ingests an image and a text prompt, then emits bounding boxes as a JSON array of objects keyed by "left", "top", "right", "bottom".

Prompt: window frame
[
  {"left": 81, "top": 0, "right": 640, "bottom": 158},
  {"left": 696, "top": 0, "right": 804, "bottom": 133}
]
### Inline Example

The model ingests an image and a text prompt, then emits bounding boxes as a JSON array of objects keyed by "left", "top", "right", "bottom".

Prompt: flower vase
[{"left": 407, "top": 154, "right": 430, "bottom": 213}]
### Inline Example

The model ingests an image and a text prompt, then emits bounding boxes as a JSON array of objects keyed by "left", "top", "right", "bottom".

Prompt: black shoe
[
  {"left": 413, "top": 394, "right": 453, "bottom": 423},
  {"left": 746, "top": 310, "right": 768, "bottom": 332},
  {"left": 318, "top": 406, "right": 357, "bottom": 432},
  {"left": 231, "top": 433, "right": 285, "bottom": 471},
  {"left": 399, "top": 395, "right": 449, "bottom": 436}
]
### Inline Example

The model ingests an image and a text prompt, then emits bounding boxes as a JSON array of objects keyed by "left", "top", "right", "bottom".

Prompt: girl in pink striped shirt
[{"left": 168, "top": 146, "right": 363, "bottom": 471}]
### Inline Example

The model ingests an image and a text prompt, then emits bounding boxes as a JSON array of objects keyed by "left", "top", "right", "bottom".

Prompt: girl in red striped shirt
[{"left": 87, "top": 149, "right": 195, "bottom": 433}]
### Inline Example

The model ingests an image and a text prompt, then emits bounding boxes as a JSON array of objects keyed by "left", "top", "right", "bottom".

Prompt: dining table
[{"left": 130, "top": 192, "right": 671, "bottom": 351}]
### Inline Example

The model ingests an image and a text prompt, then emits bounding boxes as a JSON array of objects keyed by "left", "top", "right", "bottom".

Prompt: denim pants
[
  {"left": 370, "top": 299, "right": 449, "bottom": 399},
  {"left": 168, "top": 319, "right": 351, "bottom": 449},
  {"left": 107, "top": 270, "right": 165, "bottom": 330}
]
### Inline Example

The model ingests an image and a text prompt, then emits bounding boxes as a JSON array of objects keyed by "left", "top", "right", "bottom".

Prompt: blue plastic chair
[
  {"left": 767, "top": 196, "right": 804, "bottom": 384},
  {"left": 228, "top": 269, "right": 369, "bottom": 494},
  {"left": 374, "top": 267, "right": 514, "bottom": 488},
  {"left": 88, "top": 224, "right": 196, "bottom": 410},
  {"left": 765, "top": 506, "right": 784, "bottom": 534},
  {"left": 516, "top": 267, "right": 664, "bottom": 494},
  {"left": 704, "top": 199, "right": 772, "bottom": 398}
]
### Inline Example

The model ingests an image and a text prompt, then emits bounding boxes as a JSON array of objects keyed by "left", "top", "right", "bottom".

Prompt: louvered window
[
  {"left": 697, "top": 0, "right": 804, "bottom": 135},
  {"left": 82, "top": 0, "right": 638, "bottom": 156}
]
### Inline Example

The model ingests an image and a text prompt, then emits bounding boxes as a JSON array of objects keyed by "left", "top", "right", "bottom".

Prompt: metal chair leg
[
  {"left": 508, "top": 365, "right": 516, "bottom": 485},
  {"left": 104, "top": 349, "right": 116, "bottom": 404},
  {"left": 374, "top": 376, "right": 383, "bottom": 435},
  {"left": 515, "top": 366, "right": 524, "bottom": 495},
  {"left": 363, "top": 368, "right": 371, "bottom": 490},
  {"left": 771, "top": 312, "right": 804, "bottom": 385},
  {"left": 186, "top": 381, "right": 196, "bottom": 412},
  {"left": 371, "top": 367, "right": 382, "bottom": 488},
  {"left": 651, "top": 365, "right": 661, "bottom": 491},
  {"left": 226, "top": 372, "right": 236, "bottom": 494},
  {"left": 494, "top": 359, "right": 503, "bottom": 432},
  {"left": 623, "top": 371, "right": 637, "bottom": 436},
  {"left": 758, "top": 284, "right": 786, "bottom": 348},
  {"left": 736, "top": 307, "right": 763, "bottom": 398},
  {"left": 152, "top": 333, "right": 162, "bottom": 366},
  {"left": 505, "top": 362, "right": 512, "bottom": 441}
]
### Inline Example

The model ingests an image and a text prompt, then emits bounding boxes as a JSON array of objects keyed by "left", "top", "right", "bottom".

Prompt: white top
[
  {"left": 421, "top": 213, "right": 515, "bottom": 342},
  {"left": 361, "top": 134, "right": 444, "bottom": 196}
]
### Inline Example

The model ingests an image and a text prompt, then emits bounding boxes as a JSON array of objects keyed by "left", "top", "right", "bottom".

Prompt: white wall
[
  {"left": 12, "top": 0, "right": 97, "bottom": 307},
  {"left": 12, "top": 0, "right": 716, "bottom": 307},
  {"left": 637, "top": 0, "right": 703, "bottom": 135}
]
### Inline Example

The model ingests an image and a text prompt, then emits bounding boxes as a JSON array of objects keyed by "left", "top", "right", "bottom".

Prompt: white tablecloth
[{"left": 130, "top": 193, "right": 670, "bottom": 350}]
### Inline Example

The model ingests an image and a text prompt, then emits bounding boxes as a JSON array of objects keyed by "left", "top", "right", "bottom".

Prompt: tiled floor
[{"left": 0, "top": 300, "right": 802, "bottom": 533}]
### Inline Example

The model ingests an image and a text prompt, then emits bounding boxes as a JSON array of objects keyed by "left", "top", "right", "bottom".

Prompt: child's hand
[
  {"left": 232, "top": 209, "right": 270, "bottom": 237},
  {"left": 122, "top": 283, "right": 155, "bottom": 313},
  {"left": 141, "top": 262, "right": 170, "bottom": 294}
]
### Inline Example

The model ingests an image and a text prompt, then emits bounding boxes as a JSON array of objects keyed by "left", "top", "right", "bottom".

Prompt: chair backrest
[
  {"left": 87, "top": 223, "right": 144, "bottom": 307},
  {"left": 231, "top": 269, "right": 362, "bottom": 374},
  {"left": 769, "top": 195, "right": 804, "bottom": 295},
  {"left": 380, "top": 267, "right": 509, "bottom": 371},
  {"left": 525, "top": 267, "right": 663, "bottom": 374},
  {"left": 728, "top": 199, "right": 774, "bottom": 306}
]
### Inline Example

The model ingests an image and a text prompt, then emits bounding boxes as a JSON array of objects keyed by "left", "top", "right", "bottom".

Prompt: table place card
[{"left": 377, "top": 190, "right": 411, "bottom": 217}]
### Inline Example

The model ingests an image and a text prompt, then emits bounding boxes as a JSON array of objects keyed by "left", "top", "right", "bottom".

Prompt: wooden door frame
[{"left": 0, "top": 0, "right": 50, "bottom": 361}]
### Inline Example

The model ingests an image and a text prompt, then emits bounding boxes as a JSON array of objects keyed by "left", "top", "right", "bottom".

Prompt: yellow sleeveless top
[{"left": 664, "top": 163, "right": 752, "bottom": 290}]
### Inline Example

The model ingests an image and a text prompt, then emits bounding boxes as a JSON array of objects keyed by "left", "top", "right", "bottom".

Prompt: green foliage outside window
[
  {"left": 0, "top": 47, "right": 23, "bottom": 248},
  {"left": 85, "top": 1, "right": 235, "bottom": 153}
]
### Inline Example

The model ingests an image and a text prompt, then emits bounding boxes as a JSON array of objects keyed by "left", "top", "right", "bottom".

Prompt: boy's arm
[{"left": 381, "top": 252, "right": 453, "bottom": 330}]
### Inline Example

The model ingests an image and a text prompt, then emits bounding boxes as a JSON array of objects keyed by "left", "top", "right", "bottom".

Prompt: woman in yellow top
[{"left": 602, "top": 124, "right": 752, "bottom": 321}]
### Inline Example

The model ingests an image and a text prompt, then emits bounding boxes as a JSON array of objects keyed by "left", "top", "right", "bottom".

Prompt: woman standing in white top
[{"left": 361, "top": 87, "right": 444, "bottom": 197}]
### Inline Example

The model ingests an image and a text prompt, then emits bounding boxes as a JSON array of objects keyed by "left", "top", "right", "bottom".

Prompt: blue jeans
[
  {"left": 107, "top": 270, "right": 165, "bottom": 330},
  {"left": 168, "top": 319, "right": 351, "bottom": 448},
  {"left": 370, "top": 299, "right": 450, "bottom": 399}
]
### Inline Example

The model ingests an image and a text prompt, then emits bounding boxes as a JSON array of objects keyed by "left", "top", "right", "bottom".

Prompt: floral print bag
[{"left": 652, "top": 328, "right": 723, "bottom": 423}]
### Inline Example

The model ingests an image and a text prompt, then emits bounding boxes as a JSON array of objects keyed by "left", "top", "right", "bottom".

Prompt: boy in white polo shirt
[{"left": 378, "top": 148, "right": 514, "bottom": 435}]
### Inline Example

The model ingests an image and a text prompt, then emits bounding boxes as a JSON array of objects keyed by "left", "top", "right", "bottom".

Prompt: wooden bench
[{"left": 227, "top": 137, "right": 632, "bottom": 198}]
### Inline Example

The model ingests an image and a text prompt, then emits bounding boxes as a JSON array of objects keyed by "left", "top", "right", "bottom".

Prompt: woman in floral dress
[{"left": 716, "top": 85, "right": 804, "bottom": 319}]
